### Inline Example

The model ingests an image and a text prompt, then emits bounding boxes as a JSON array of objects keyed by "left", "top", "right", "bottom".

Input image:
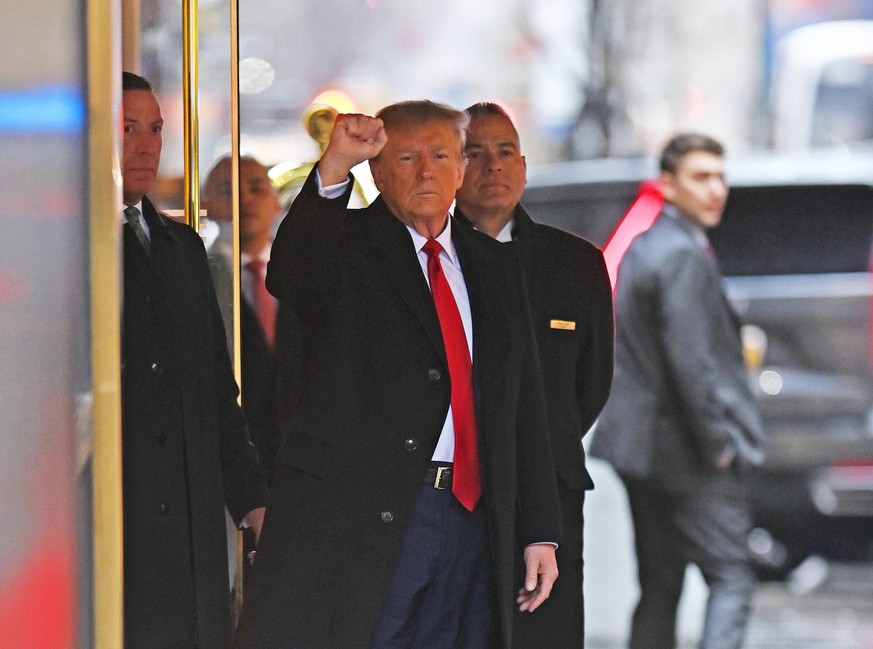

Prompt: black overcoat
[
  {"left": 234, "top": 170, "right": 562, "bottom": 649},
  {"left": 122, "top": 197, "right": 268, "bottom": 649},
  {"left": 493, "top": 206, "right": 614, "bottom": 649}
]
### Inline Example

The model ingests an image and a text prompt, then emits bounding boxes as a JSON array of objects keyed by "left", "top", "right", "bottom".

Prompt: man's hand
[
  {"left": 318, "top": 114, "right": 388, "bottom": 186},
  {"left": 241, "top": 506, "right": 266, "bottom": 545},
  {"left": 516, "top": 543, "right": 558, "bottom": 613}
]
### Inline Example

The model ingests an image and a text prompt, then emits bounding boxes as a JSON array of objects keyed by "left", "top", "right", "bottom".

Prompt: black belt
[{"left": 424, "top": 465, "right": 453, "bottom": 490}]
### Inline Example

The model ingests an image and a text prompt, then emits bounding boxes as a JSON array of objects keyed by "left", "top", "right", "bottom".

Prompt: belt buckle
[{"left": 434, "top": 466, "right": 450, "bottom": 490}]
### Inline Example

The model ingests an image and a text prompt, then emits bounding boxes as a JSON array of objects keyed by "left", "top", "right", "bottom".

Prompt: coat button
[
  {"left": 427, "top": 368, "right": 441, "bottom": 382},
  {"left": 145, "top": 293, "right": 153, "bottom": 304},
  {"left": 151, "top": 362, "right": 163, "bottom": 373},
  {"left": 156, "top": 431, "right": 167, "bottom": 445},
  {"left": 380, "top": 511, "right": 394, "bottom": 523},
  {"left": 404, "top": 438, "right": 417, "bottom": 452},
  {"left": 159, "top": 503, "right": 172, "bottom": 515}
]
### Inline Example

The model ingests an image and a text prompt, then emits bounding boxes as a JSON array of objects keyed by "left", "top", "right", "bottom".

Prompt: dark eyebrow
[{"left": 465, "top": 140, "right": 517, "bottom": 150}]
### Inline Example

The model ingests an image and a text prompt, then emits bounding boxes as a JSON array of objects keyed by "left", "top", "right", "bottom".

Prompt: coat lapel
[
  {"left": 141, "top": 197, "right": 183, "bottom": 270},
  {"left": 662, "top": 212, "right": 744, "bottom": 335},
  {"left": 452, "top": 220, "right": 511, "bottom": 376},
  {"left": 365, "top": 197, "right": 447, "bottom": 365}
]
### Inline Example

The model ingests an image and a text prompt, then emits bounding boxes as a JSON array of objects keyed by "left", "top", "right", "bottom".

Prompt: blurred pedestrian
[
  {"left": 455, "top": 101, "right": 614, "bottom": 649},
  {"left": 590, "top": 132, "right": 766, "bottom": 649},
  {"left": 120, "top": 71, "right": 268, "bottom": 649},
  {"left": 233, "top": 100, "right": 562, "bottom": 649}
]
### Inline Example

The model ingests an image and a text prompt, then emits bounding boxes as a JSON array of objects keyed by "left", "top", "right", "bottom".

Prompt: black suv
[{"left": 523, "top": 149, "right": 873, "bottom": 575}]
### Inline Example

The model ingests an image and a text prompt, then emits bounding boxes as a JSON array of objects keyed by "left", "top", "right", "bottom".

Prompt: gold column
[
  {"left": 87, "top": 0, "right": 124, "bottom": 646},
  {"left": 182, "top": 0, "right": 200, "bottom": 231},
  {"left": 229, "top": 0, "right": 242, "bottom": 387},
  {"left": 120, "top": 0, "right": 140, "bottom": 72},
  {"left": 228, "top": 0, "right": 245, "bottom": 618}
]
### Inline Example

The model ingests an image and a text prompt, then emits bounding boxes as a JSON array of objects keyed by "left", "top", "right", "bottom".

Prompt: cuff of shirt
[
  {"left": 528, "top": 541, "right": 559, "bottom": 549},
  {"left": 316, "top": 169, "right": 351, "bottom": 199}
]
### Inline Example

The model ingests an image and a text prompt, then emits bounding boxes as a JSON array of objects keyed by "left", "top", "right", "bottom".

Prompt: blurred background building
[{"left": 139, "top": 0, "right": 873, "bottom": 188}]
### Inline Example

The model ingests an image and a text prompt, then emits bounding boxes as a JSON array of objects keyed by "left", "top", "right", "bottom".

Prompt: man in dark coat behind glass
[{"left": 120, "top": 71, "right": 268, "bottom": 649}]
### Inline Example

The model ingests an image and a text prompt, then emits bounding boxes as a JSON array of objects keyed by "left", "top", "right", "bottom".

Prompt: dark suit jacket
[
  {"left": 122, "top": 197, "right": 268, "bottom": 649},
  {"left": 590, "top": 207, "right": 766, "bottom": 492},
  {"left": 234, "top": 169, "right": 561, "bottom": 649},
  {"left": 240, "top": 293, "right": 301, "bottom": 481},
  {"left": 207, "top": 236, "right": 301, "bottom": 482}
]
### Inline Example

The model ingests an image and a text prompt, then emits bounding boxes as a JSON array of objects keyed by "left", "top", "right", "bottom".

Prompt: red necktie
[
  {"left": 245, "top": 259, "right": 276, "bottom": 346},
  {"left": 422, "top": 239, "right": 481, "bottom": 511}
]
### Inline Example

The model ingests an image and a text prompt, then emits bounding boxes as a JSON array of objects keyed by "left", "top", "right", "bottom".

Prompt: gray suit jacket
[{"left": 590, "top": 206, "right": 765, "bottom": 491}]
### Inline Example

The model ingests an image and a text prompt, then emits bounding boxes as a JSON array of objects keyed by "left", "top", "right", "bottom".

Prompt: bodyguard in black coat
[
  {"left": 455, "top": 103, "right": 614, "bottom": 649},
  {"left": 234, "top": 102, "right": 562, "bottom": 649},
  {"left": 121, "top": 72, "right": 268, "bottom": 649}
]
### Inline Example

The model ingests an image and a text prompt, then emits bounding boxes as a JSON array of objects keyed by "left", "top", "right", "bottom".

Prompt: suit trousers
[
  {"left": 368, "top": 480, "right": 491, "bottom": 649},
  {"left": 622, "top": 473, "right": 756, "bottom": 649}
]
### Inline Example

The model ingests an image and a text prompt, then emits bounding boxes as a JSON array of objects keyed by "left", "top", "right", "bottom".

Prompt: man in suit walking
[
  {"left": 120, "top": 71, "right": 268, "bottom": 649},
  {"left": 454, "top": 102, "right": 614, "bottom": 649},
  {"left": 590, "top": 133, "right": 766, "bottom": 649},
  {"left": 233, "top": 101, "right": 562, "bottom": 649}
]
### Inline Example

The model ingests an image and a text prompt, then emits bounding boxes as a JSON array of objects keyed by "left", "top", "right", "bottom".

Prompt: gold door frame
[
  {"left": 87, "top": 0, "right": 123, "bottom": 646},
  {"left": 89, "top": 0, "right": 244, "bottom": 645}
]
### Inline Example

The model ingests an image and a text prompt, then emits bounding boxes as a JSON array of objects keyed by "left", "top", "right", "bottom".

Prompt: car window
[
  {"left": 710, "top": 184, "right": 873, "bottom": 276},
  {"left": 521, "top": 180, "right": 637, "bottom": 247}
]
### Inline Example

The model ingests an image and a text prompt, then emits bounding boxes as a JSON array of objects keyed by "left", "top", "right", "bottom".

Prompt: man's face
[
  {"left": 456, "top": 113, "right": 527, "bottom": 219},
  {"left": 369, "top": 120, "right": 465, "bottom": 231},
  {"left": 660, "top": 150, "right": 728, "bottom": 229},
  {"left": 122, "top": 89, "right": 163, "bottom": 205},
  {"left": 204, "top": 158, "right": 281, "bottom": 248}
]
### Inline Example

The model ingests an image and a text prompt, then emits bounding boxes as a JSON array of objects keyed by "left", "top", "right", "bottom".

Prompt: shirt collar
[
  {"left": 407, "top": 216, "right": 460, "bottom": 268},
  {"left": 241, "top": 241, "right": 272, "bottom": 267},
  {"left": 495, "top": 218, "right": 515, "bottom": 243},
  {"left": 123, "top": 200, "right": 144, "bottom": 215},
  {"left": 662, "top": 203, "right": 711, "bottom": 249}
]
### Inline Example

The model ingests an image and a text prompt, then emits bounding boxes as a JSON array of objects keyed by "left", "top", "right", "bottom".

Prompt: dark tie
[
  {"left": 123, "top": 205, "right": 151, "bottom": 256},
  {"left": 245, "top": 259, "right": 276, "bottom": 347},
  {"left": 422, "top": 239, "right": 481, "bottom": 511},
  {"left": 704, "top": 240, "right": 718, "bottom": 267}
]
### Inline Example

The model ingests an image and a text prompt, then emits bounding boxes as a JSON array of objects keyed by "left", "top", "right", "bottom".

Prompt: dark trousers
[
  {"left": 623, "top": 474, "right": 756, "bottom": 649},
  {"left": 512, "top": 487, "right": 585, "bottom": 649},
  {"left": 368, "top": 483, "right": 491, "bottom": 649}
]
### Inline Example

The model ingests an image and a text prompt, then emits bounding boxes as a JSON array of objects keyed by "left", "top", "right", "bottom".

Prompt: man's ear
[
  {"left": 369, "top": 159, "right": 384, "bottom": 192},
  {"left": 659, "top": 171, "right": 675, "bottom": 203}
]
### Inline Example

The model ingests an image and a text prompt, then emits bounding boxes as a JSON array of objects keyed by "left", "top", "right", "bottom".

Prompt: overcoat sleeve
[
  {"left": 266, "top": 165, "right": 356, "bottom": 319},
  {"left": 656, "top": 247, "right": 740, "bottom": 464},
  {"left": 575, "top": 245, "right": 614, "bottom": 436}
]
